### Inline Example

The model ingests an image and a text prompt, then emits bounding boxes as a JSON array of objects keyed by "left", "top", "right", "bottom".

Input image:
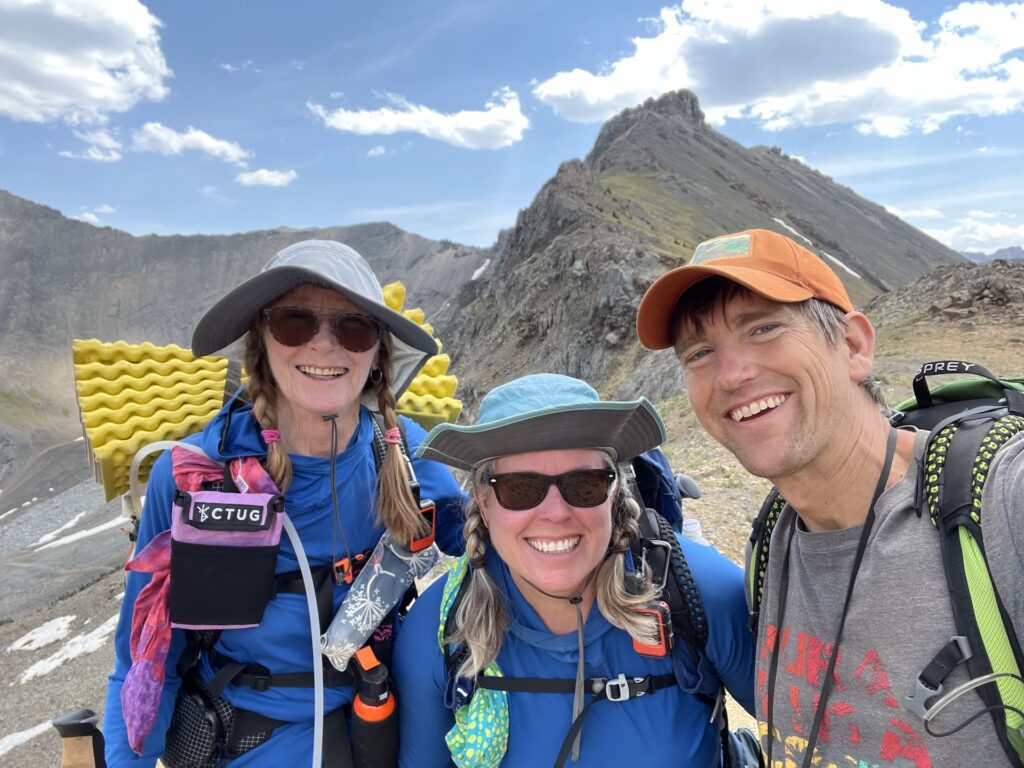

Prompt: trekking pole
[{"left": 52, "top": 708, "right": 106, "bottom": 768}]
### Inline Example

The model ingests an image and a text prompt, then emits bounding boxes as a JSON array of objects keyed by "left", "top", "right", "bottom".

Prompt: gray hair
[{"left": 669, "top": 276, "right": 887, "bottom": 411}]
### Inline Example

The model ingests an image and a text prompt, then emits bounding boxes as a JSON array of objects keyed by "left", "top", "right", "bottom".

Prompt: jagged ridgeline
[
  {"left": 71, "top": 281, "right": 460, "bottom": 502},
  {"left": 438, "top": 89, "right": 964, "bottom": 406}
]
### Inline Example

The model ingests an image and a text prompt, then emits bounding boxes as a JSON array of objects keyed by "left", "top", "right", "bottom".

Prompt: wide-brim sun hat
[
  {"left": 191, "top": 240, "right": 437, "bottom": 400},
  {"left": 636, "top": 228, "right": 854, "bottom": 350},
  {"left": 416, "top": 373, "right": 666, "bottom": 471}
]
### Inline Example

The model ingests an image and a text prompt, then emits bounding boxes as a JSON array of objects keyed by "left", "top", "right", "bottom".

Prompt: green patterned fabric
[
  {"left": 438, "top": 556, "right": 510, "bottom": 768},
  {"left": 924, "top": 414, "right": 1024, "bottom": 744}
]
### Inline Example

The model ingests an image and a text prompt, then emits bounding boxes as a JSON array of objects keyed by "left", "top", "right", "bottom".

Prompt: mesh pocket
[{"left": 164, "top": 673, "right": 233, "bottom": 768}]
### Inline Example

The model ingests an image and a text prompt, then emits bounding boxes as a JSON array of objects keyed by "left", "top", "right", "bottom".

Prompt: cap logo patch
[{"left": 691, "top": 233, "right": 751, "bottom": 265}]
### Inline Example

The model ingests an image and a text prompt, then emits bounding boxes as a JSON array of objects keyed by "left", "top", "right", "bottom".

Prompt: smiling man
[{"left": 635, "top": 229, "right": 1024, "bottom": 768}]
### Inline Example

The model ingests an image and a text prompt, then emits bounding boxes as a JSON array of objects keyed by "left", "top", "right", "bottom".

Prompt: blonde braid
[
  {"left": 448, "top": 463, "right": 510, "bottom": 679},
  {"left": 594, "top": 484, "right": 659, "bottom": 644},
  {"left": 242, "top": 327, "right": 293, "bottom": 491},
  {"left": 371, "top": 334, "right": 430, "bottom": 545}
]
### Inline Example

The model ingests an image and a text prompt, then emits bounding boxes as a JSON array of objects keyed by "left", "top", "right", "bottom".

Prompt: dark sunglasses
[
  {"left": 484, "top": 469, "right": 616, "bottom": 511},
  {"left": 263, "top": 306, "right": 383, "bottom": 352}
]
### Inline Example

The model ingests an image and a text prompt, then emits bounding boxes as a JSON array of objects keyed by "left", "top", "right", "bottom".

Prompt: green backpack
[{"left": 747, "top": 360, "right": 1024, "bottom": 767}]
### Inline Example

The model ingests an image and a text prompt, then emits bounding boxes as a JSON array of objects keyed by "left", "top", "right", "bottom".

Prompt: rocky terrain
[
  {"left": 0, "top": 194, "right": 490, "bottom": 487},
  {"left": 3, "top": 88, "right": 1016, "bottom": 766},
  {"left": 437, "top": 90, "right": 964, "bottom": 413}
]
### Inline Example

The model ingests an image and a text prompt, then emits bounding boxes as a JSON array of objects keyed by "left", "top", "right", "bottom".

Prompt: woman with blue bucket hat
[{"left": 392, "top": 373, "right": 756, "bottom": 767}]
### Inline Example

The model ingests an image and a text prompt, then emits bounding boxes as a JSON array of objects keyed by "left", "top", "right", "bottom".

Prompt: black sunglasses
[
  {"left": 263, "top": 306, "right": 383, "bottom": 352},
  {"left": 484, "top": 469, "right": 616, "bottom": 511}
]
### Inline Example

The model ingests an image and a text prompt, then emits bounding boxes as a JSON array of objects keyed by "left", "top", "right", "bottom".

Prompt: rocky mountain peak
[{"left": 588, "top": 89, "right": 706, "bottom": 167}]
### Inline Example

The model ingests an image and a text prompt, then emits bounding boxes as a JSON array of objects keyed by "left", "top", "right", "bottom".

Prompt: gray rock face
[
  {"left": 439, "top": 89, "right": 964, "bottom": 407},
  {"left": 0, "top": 192, "right": 490, "bottom": 485}
]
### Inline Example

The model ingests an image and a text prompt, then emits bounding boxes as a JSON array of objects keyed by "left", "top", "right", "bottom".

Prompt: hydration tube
[
  {"left": 127, "top": 440, "right": 210, "bottom": 518},
  {"left": 282, "top": 512, "right": 324, "bottom": 768},
  {"left": 128, "top": 442, "right": 325, "bottom": 768}
]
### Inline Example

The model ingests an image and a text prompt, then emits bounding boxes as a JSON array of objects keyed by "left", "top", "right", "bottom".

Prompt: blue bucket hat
[{"left": 416, "top": 374, "right": 666, "bottom": 471}]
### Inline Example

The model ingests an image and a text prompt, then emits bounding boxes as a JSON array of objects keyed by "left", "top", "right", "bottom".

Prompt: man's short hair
[{"left": 670, "top": 275, "right": 887, "bottom": 410}]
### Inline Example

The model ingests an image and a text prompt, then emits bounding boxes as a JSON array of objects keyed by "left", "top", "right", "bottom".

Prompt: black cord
[{"left": 926, "top": 703, "right": 1024, "bottom": 738}]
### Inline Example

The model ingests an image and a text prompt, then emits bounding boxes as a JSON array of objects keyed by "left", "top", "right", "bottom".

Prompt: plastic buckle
[
  {"left": 639, "top": 538, "right": 671, "bottom": 591},
  {"left": 333, "top": 557, "right": 353, "bottom": 584},
  {"left": 251, "top": 674, "right": 271, "bottom": 693},
  {"left": 905, "top": 677, "right": 942, "bottom": 720},
  {"left": 604, "top": 674, "right": 630, "bottom": 702},
  {"left": 409, "top": 500, "right": 437, "bottom": 552}
]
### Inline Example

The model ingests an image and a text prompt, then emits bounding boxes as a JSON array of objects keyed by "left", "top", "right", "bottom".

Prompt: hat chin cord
[{"left": 519, "top": 566, "right": 600, "bottom": 763}]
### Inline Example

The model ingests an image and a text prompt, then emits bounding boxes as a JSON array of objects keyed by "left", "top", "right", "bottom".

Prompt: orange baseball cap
[{"left": 636, "top": 228, "right": 854, "bottom": 349}]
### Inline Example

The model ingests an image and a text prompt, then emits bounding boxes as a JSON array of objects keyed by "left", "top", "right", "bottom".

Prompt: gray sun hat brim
[
  {"left": 191, "top": 243, "right": 437, "bottom": 400},
  {"left": 415, "top": 398, "right": 666, "bottom": 471}
]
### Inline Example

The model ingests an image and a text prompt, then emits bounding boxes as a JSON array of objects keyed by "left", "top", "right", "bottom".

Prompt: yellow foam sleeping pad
[{"left": 73, "top": 281, "right": 462, "bottom": 502}]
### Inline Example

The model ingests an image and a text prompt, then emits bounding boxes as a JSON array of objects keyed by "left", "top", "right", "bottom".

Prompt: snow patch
[
  {"left": 8, "top": 616, "right": 76, "bottom": 652},
  {"left": 0, "top": 721, "right": 51, "bottom": 758},
  {"left": 34, "top": 511, "right": 88, "bottom": 546},
  {"left": 1, "top": 509, "right": 17, "bottom": 521},
  {"left": 19, "top": 615, "right": 118, "bottom": 683},
  {"left": 771, "top": 218, "right": 813, "bottom": 246},
  {"left": 34, "top": 515, "right": 126, "bottom": 552},
  {"left": 822, "top": 251, "right": 862, "bottom": 278},
  {"left": 471, "top": 258, "right": 491, "bottom": 281}
]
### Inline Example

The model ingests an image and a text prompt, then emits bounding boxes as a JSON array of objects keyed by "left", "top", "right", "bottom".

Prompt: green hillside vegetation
[{"left": 601, "top": 173, "right": 710, "bottom": 259}]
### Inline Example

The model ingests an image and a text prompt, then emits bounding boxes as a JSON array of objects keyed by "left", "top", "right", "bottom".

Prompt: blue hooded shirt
[
  {"left": 393, "top": 534, "right": 755, "bottom": 767},
  {"left": 103, "top": 399, "right": 466, "bottom": 767}
]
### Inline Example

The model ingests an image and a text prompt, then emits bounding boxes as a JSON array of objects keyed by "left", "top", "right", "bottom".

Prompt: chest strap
[{"left": 208, "top": 649, "right": 354, "bottom": 694}]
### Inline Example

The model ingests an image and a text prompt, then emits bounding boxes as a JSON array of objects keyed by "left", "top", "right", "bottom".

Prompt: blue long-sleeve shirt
[
  {"left": 393, "top": 535, "right": 755, "bottom": 767},
  {"left": 104, "top": 401, "right": 466, "bottom": 767}
]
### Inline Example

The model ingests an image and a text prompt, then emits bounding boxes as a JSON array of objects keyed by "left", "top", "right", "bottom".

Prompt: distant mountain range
[
  {"left": 962, "top": 246, "right": 1024, "bottom": 263},
  {"left": 0, "top": 89, "right": 965, "bottom": 486},
  {"left": 0, "top": 196, "right": 489, "bottom": 484}
]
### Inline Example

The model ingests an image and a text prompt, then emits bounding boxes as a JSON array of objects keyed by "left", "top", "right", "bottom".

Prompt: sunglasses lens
[
  {"left": 489, "top": 469, "right": 614, "bottom": 510},
  {"left": 558, "top": 470, "right": 614, "bottom": 507},
  {"left": 333, "top": 316, "right": 381, "bottom": 353},
  {"left": 265, "top": 308, "right": 382, "bottom": 352},
  {"left": 266, "top": 307, "right": 317, "bottom": 346}
]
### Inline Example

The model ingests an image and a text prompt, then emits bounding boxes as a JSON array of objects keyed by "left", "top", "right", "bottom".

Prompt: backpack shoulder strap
[
  {"left": 909, "top": 412, "right": 1024, "bottom": 767},
  {"left": 747, "top": 488, "right": 787, "bottom": 633}
]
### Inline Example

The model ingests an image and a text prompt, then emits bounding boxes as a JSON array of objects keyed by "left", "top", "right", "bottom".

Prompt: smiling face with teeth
[
  {"left": 264, "top": 284, "right": 379, "bottom": 437},
  {"left": 478, "top": 448, "right": 615, "bottom": 609},
  {"left": 674, "top": 290, "right": 873, "bottom": 483}
]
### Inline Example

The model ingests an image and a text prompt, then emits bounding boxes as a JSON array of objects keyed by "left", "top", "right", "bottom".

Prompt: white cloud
[
  {"left": 235, "top": 168, "right": 298, "bottom": 187},
  {"left": 0, "top": 0, "right": 170, "bottom": 125},
  {"left": 220, "top": 59, "right": 259, "bottom": 73},
  {"left": 72, "top": 211, "right": 101, "bottom": 225},
  {"left": 968, "top": 209, "right": 999, "bottom": 219},
  {"left": 885, "top": 205, "right": 944, "bottom": 219},
  {"left": 94, "top": 203, "right": 117, "bottom": 214},
  {"left": 367, "top": 145, "right": 387, "bottom": 158},
  {"left": 309, "top": 87, "right": 529, "bottom": 149},
  {"left": 926, "top": 215, "right": 1024, "bottom": 253},
  {"left": 132, "top": 122, "right": 250, "bottom": 166},
  {"left": 533, "top": 1, "right": 1024, "bottom": 137},
  {"left": 58, "top": 128, "right": 122, "bottom": 161}
]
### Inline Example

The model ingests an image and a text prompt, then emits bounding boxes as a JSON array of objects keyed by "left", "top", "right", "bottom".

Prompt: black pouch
[
  {"left": 169, "top": 489, "right": 284, "bottom": 629},
  {"left": 163, "top": 671, "right": 234, "bottom": 768}
]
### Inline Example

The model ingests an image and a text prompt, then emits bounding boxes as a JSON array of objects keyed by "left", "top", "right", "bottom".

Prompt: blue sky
[{"left": 1, "top": 0, "right": 1022, "bottom": 253}]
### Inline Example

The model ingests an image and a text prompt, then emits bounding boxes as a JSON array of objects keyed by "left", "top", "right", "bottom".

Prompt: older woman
[
  {"left": 103, "top": 240, "right": 465, "bottom": 767},
  {"left": 393, "top": 374, "right": 755, "bottom": 768}
]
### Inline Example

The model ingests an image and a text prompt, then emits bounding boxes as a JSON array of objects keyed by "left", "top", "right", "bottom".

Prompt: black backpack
[{"left": 747, "top": 360, "right": 1024, "bottom": 767}]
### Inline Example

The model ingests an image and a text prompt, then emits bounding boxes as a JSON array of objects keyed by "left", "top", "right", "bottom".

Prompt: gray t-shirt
[{"left": 751, "top": 430, "right": 1024, "bottom": 767}]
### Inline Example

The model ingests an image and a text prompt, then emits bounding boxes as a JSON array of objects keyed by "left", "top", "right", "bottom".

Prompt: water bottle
[{"left": 350, "top": 647, "right": 398, "bottom": 768}]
